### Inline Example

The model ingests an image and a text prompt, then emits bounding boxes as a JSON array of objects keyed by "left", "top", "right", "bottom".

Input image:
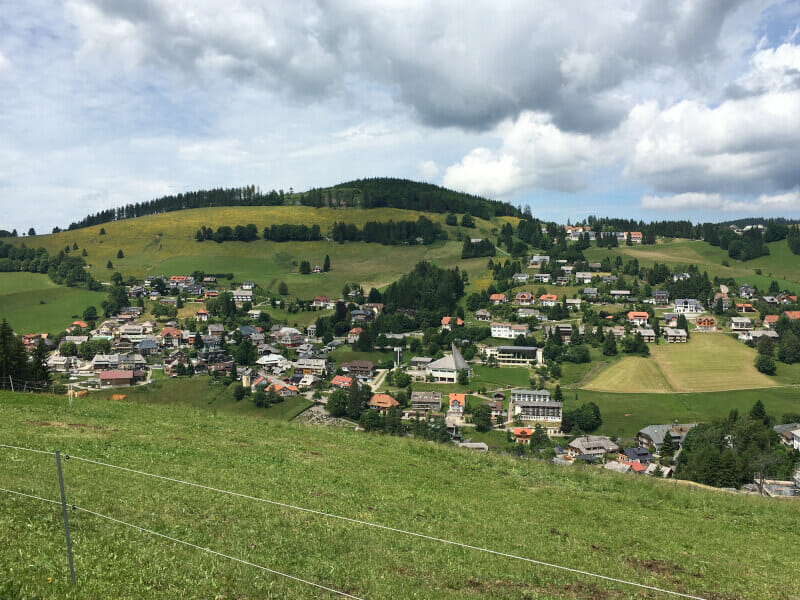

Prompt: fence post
[{"left": 55, "top": 451, "right": 76, "bottom": 584}]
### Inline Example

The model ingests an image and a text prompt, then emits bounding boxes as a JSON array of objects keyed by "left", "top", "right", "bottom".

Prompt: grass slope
[
  {"left": 584, "top": 334, "right": 776, "bottom": 393},
  {"left": 0, "top": 273, "right": 107, "bottom": 334},
  {"left": 1, "top": 392, "right": 799, "bottom": 599},
  {"left": 16, "top": 207, "right": 502, "bottom": 299}
]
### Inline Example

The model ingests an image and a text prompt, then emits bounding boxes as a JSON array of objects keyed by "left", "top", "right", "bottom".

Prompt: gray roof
[
  {"left": 428, "top": 343, "right": 469, "bottom": 372},
  {"left": 637, "top": 424, "right": 696, "bottom": 446}
]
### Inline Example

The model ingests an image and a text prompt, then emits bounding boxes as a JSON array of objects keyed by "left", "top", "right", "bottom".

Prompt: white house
[
  {"left": 490, "top": 322, "right": 530, "bottom": 339},
  {"left": 674, "top": 298, "right": 702, "bottom": 314}
]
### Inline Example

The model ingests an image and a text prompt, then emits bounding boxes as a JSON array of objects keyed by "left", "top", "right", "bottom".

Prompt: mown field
[
  {"left": 0, "top": 273, "right": 107, "bottom": 335},
  {"left": 584, "top": 238, "right": 800, "bottom": 290},
  {"left": 583, "top": 334, "right": 777, "bottom": 393},
  {"left": 14, "top": 206, "right": 502, "bottom": 299},
  {"left": 1, "top": 391, "right": 799, "bottom": 599}
]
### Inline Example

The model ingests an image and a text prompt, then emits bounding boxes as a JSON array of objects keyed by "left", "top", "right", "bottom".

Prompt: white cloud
[
  {"left": 417, "top": 160, "right": 439, "bottom": 181},
  {"left": 443, "top": 112, "right": 598, "bottom": 197},
  {"left": 0, "top": 51, "right": 11, "bottom": 71},
  {"left": 641, "top": 190, "right": 800, "bottom": 213}
]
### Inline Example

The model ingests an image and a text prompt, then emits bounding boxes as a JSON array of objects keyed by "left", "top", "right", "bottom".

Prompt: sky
[{"left": 1, "top": 0, "right": 800, "bottom": 232}]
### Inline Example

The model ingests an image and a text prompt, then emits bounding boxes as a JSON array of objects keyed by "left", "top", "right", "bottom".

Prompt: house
[
  {"left": 410, "top": 391, "right": 442, "bottom": 413},
  {"left": 575, "top": 272, "right": 593, "bottom": 284},
  {"left": 295, "top": 357, "right": 328, "bottom": 376},
  {"left": 567, "top": 435, "right": 618, "bottom": 458},
  {"left": 207, "top": 324, "right": 225, "bottom": 338},
  {"left": 696, "top": 316, "right": 716, "bottom": 331},
  {"left": 256, "top": 353, "right": 290, "bottom": 370},
  {"left": 330, "top": 375, "right": 353, "bottom": 388},
  {"left": 764, "top": 315, "right": 779, "bottom": 328},
  {"left": 739, "top": 284, "right": 755, "bottom": 299},
  {"left": 512, "top": 273, "right": 529, "bottom": 283},
  {"left": 672, "top": 272, "right": 690, "bottom": 282},
  {"left": 620, "top": 447, "right": 653, "bottom": 464},
  {"left": 610, "top": 290, "right": 631, "bottom": 301},
  {"left": 265, "top": 382, "right": 299, "bottom": 397},
  {"left": 663, "top": 328, "right": 687, "bottom": 343},
  {"left": 494, "top": 346, "right": 542, "bottom": 367},
  {"left": 792, "top": 428, "right": 800, "bottom": 452},
  {"left": 637, "top": 328, "right": 656, "bottom": 343},
  {"left": 736, "top": 303, "right": 755, "bottom": 313},
  {"left": 99, "top": 369, "right": 134, "bottom": 388},
  {"left": 529, "top": 255, "right": 550, "bottom": 267},
  {"left": 347, "top": 327, "right": 363, "bottom": 344},
  {"left": 484, "top": 399, "right": 505, "bottom": 419},
  {"left": 583, "top": 287, "right": 598, "bottom": 299},
  {"left": 241, "top": 281, "right": 255, "bottom": 290},
  {"left": 490, "top": 322, "right": 529, "bottom": 339},
  {"left": 601, "top": 275, "right": 618, "bottom": 284},
  {"left": 778, "top": 293, "right": 798, "bottom": 304},
  {"left": 427, "top": 343, "right": 470, "bottom": 383},
  {"left": 447, "top": 393, "right": 466, "bottom": 416},
  {"left": 627, "top": 311, "right": 649, "bottom": 326},
  {"left": 46, "top": 354, "right": 77, "bottom": 372},
  {"left": 312, "top": 295, "right": 330, "bottom": 308},
  {"left": 369, "top": 394, "right": 399, "bottom": 412},
  {"left": 512, "top": 428, "right": 534, "bottom": 445},
  {"left": 489, "top": 293, "right": 507, "bottom": 305},
  {"left": 785, "top": 311, "right": 800, "bottom": 320},
  {"left": 508, "top": 389, "right": 561, "bottom": 429},
  {"left": 538, "top": 294, "right": 558, "bottom": 307},
  {"left": 517, "top": 307, "right": 542, "bottom": 320},
  {"left": 636, "top": 424, "right": 696, "bottom": 452},
  {"left": 674, "top": 298, "right": 702, "bottom": 314},
  {"left": 652, "top": 290, "right": 669, "bottom": 304},
  {"left": 565, "top": 298, "right": 582, "bottom": 310},
  {"left": 441, "top": 316, "right": 464, "bottom": 330},
  {"left": 730, "top": 317, "right": 753, "bottom": 334},
  {"left": 645, "top": 463, "right": 673, "bottom": 478},
  {"left": 713, "top": 292, "right": 730, "bottom": 311},
  {"left": 232, "top": 289, "right": 253, "bottom": 303},
  {"left": 160, "top": 327, "right": 182, "bottom": 347},
  {"left": 341, "top": 360, "right": 375, "bottom": 379},
  {"left": 514, "top": 291, "right": 534, "bottom": 305},
  {"left": 762, "top": 296, "right": 778, "bottom": 306},
  {"left": 532, "top": 273, "right": 551, "bottom": 283},
  {"left": 663, "top": 313, "right": 678, "bottom": 327},
  {"left": 475, "top": 309, "right": 491, "bottom": 322},
  {"left": 135, "top": 339, "right": 160, "bottom": 356},
  {"left": 555, "top": 276, "right": 570, "bottom": 286}
]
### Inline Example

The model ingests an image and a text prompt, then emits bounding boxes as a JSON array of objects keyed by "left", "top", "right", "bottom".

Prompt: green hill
[{"left": 1, "top": 391, "right": 798, "bottom": 599}]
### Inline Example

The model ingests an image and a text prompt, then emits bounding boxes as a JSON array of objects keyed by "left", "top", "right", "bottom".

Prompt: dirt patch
[
  {"left": 28, "top": 421, "right": 103, "bottom": 430},
  {"left": 626, "top": 557, "right": 684, "bottom": 576}
]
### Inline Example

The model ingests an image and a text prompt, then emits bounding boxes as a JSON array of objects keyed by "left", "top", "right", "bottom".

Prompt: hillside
[
  {"left": 1, "top": 391, "right": 799, "bottom": 599},
  {"left": 17, "top": 206, "right": 508, "bottom": 299}
]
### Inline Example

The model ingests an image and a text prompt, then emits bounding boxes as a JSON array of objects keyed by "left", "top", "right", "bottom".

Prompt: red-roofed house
[
  {"left": 489, "top": 293, "right": 507, "bottom": 305},
  {"left": 441, "top": 316, "right": 464, "bottom": 330},
  {"left": 347, "top": 327, "right": 362, "bottom": 344},
  {"left": 514, "top": 291, "right": 533, "bottom": 306},
  {"left": 266, "top": 383, "right": 299, "bottom": 397},
  {"left": 331, "top": 375, "right": 353, "bottom": 389},
  {"left": 764, "top": 315, "right": 779, "bottom": 328},
  {"left": 72, "top": 320, "right": 88, "bottom": 329},
  {"left": 539, "top": 294, "right": 558, "bottom": 307},
  {"left": 512, "top": 427, "right": 533, "bottom": 445},
  {"left": 312, "top": 295, "right": 330, "bottom": 308},
  {"left": 369, "top": 393, "right": 399, "bottom": 411},
  {"left": 736, "top": 303, "right": 755, "bottom": 313},
  {"left": 194, "top": 309, "right": 209, "bottom": 322},
  {"left": 627, "top": 311, "right": 649, "bottom": 326},
  {"left": 447, "top": 393, "right": 466, "bottom": 416},
  {"left": 160, "top": 327, "right": 182, "bottom": 347},
  {"left": 99, "top": 370, "right": 134, "bottom": 388},
  {"left": 785, "top": 311, "right": 800, "bottom": 320}
]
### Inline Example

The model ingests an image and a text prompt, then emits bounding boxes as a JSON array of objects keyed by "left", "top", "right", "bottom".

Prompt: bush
[{"left": 755, "top": 354, "right": 776, "bottom": 375}]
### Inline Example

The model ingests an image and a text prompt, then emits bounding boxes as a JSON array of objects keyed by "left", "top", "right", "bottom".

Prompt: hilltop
[{"left": 1, "top": 390, "right": 798, "bottom": 599}]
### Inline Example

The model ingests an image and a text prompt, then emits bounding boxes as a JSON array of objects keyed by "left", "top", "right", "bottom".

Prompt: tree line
[
  {"left": 0, "top": 320, "right": 49, "bottom": 389},
  {"left": 0, "top": 242, "right": 100, "bottom": 290}
]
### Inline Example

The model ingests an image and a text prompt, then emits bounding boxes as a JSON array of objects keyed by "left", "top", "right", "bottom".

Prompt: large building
[
  {"left": 427, "top": 343, "right": 470, "bottom": 383},
  {"left": 490, "top": 322, "right": 530, "bottom": 339},
  {"left": 508, "top": 389, "right": 562, "bottom": 425}
]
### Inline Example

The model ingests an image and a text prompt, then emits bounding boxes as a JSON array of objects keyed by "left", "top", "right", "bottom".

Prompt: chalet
[
  {"left": 786, "top": 311, "right": 800, "bottom": 320},
  {"left": 160, "top": 327, "right": 182, "bottom": 347},
  {"left": 306, "top": 324, "right": 317, "bottom": 337},
  {"left": 588, "top": 262, "right": 602, "bottom": 271},
  {"left": 713, "top": 292, "right": 730, "bottom": 311},
  {"left": 663, "top": 328, "right": 687, "bottom": 343},
  {"left": 295, "top": 357, "right": 328, "bottom": 376},
  {"left": 194, "top": 309, "right": 209, "bottom": 322},
  {"left": 347, "top": 327, "right": 363, "bottom": 344},
  {"left": 548, "top": 323, "right": 574, "bottom": 343},
  {"left": 745, "top": 330, "right": 779, "bottom": 342},
  {"left": 778, "top": 293, "right": 798, "bottom": 304},
  {"left": 637, "top": 328, "right": 656, "bottom": 343},
  {"left": 575, "top": 272, "right": 593, "bottom": 284},
  {"left": 674, "top": 299, "right": 702, "bottom": 314},
  {"left": 696, "top": 316, "right": 716, "bottom": 330},
  {"left": 99, "top": 369, "right": 134, "bottom": 388},
  {"left": 555, "top": 276, "right": 570, "bottom": 286},
  {"left": 275, "top": 326, "right": 303, "bottom": 347},
  {"left": 362, "top": 303, "right": 385, "bottom": 314},
  {"left": 739, "top": 284, "right": 755, "bottom": 299},
  {"left": 651, "top": 290, "right": 669, "bottom": 304},
  {"left": 620, "top": 447, "right": 653, "bottom": 464},
  {"left": 627, "top": 311, "right": 649, "bottom": 327},
  {"left": 627, "top": 231, "right": 643, "bottom": 244},
  {"left": 330, "top": 375, "right": 353, "bottom": 389},
  {"left": 512, "top": 428, "right": 534, "bottom": 445},
  {"left": 538, "top": 294, "right": 558, "bottom": 307},
  {"left": 350, "top": 310, "right": 374, "bottom": 324},
  {"left": 762, "top": 296, "right": 778, "bottom": 306},
  {"left": 663, "top": 313, "right": 679, "bottom": 327},
  {"left": 583, "top": 287, "right": 598, "bottom": 299},
  {"left": 736, "top": 303, "right": 755, "bottom": 313},
  {"left": 529, "top": 255, "right": 550, "bottom": 267},
  {"left": 561, "top": 265, "right": 574, "bottom": 274},
  {"left": 265, "top": 382, "right": 299, "bottom": 397},
  {"left": 672, "top": 272, "right": 690, "bottom": 282},
  {"left": 440, "top": 316, "right": 464, "bottom": 330},
  {"left": 610, "top": 290, "right": 630, "bottom": 300},
  {"left": 427, "top": 344, "right": 470, "bottom": 383},
  {"left": 204, "top": 290, "right": 218, "bottom": 299},
  {"left": 341, "top": 360, "right": 375, "bottom": 379},
  {"left": 207, "top": 324, "right": 225, "bottom": 338},
  {"left": 232, "top": 289, "right": 253, "bottom": 303},
  {"left": 475, "top": 309, "right": 491, "bottom": 322},
  {"left": 312, "top": 295, "right": 330, "bottom": 308},
  {"left": 447, "top": 393, "right": 466, "bottom": 416},
  {"left": 512, "top": 273, "right": 529, "bottom": 283},
  {"left": 135, "top": 339, "right": 160, "bottom": 356},
  {"left": 489, "top": 293, "right": 507, "bottom": 305},
  {"left": 159, "top": 297, "right": 178, "bottom": 307},
  {"left": 369, "top": 394, "right": 399, "bottom": 412},
  {"left": 255, "top": 353, "right": 290, "bottom": 370},
  {"left": 62, "top": 335, "right": 89, "bottom": 346},
  {"left": 567, "top": 435, "right": 618, "bottom": 458},
  {"left": 514, "top": 291, "right": 534, "bottom": 306},
  {"left": 490, "top": 322, "right": 529, "bottom": 339},
  {"left": 410, "top": 391, "right": 442, "bottom": 413},
  {"left": 764, "top": 315, "right": 779, "bottom": 329},
  {"left": 636, "top": 424, "right": 696, "bottom": 452},
  {"left": 730, "top": 317, "right": 753, "bottom": 334},
  {"left": 532, "top": 273, "right": 551, "bottom": 283},
  {"left": 127, "top": 285, "right": 146, "bottom": 298}
]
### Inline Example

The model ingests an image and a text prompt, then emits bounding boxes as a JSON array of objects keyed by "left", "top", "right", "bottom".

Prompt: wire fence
[{"left": 0, "top": 443, "right": 708, "bottom": 600}]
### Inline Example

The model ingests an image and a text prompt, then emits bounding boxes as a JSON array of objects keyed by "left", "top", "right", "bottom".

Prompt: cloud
[
  {"left": 417, "top": 160, "right": 439, "bottom": 181},
  {"left": 0, "top": 51, "right": 10, "bottom": 71},
  {"left": 442, "top": 112, "right": 598, "bottom": 197},
  {"left": 641, "top": 190, "right": 800, "bottom": 213}
]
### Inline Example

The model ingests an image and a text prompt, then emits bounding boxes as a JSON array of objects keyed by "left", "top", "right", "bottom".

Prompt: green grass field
[
  {"left": 583, "top": 334, "right": 777, "bottom": 393},
  {"left": 1, "top": 391, "right": 799, "bottom": 599},
  {"left": 569, "top": 386, "right": 800, "bottom": 438},
  {"left": 0, "top": 273, "right": 107, "bottom": 335}
]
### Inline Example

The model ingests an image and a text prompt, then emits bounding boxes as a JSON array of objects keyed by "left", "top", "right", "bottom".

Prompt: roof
[
  {"left": 764, "top": 315, "right": 779, "bottom": 324},
  {"left": 448, "top": 393, "right": 466, "bottom": 406},
  {"left": 627, "top": 311, "right": 649, "bottom": 319},
  {"left": 489, "top": 293, "right": 506, "bottom": 300},
  {"left": 331, "top": 375, "right": 353, "bottom": 386},
  {"left": 348, "top": 327, "right": 363, "bottom": 334},
  {"left": 369, "top": 394, "right": 399, "bottom": 409},
  {"left": 637, "top": 423, "right": 696, "bottom": 445},
  {"left": 512, "top": 427, "right": 533, "bottom": 436},
  {"left": 72, "top": 320, "right": 88, "bottom": 328},
  {"left": 539, "top": 294, "right": 558, "bottom": 301},
  {"left": 441, "top": 316, "right": 464, "bottom": 326},
  {"left": 160, "top": 327, "right": 181, "bottom": 337},
  {"left": 427, "top": 343, "right": 469, "bottom": 372},
  {"left": 784, "top": 311, "right": 800, "bottom": 320},
  {"left": 99, "top": 370, "right": 134, "bottom": 380}
]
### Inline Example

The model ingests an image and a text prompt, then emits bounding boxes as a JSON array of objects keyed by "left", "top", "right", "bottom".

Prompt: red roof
[
  {"left": 764, "top": 315, "right": 779, "bottom": 324},
  {"left": 331, "top": 375, "right": 353, "bottom": 387},
  {"left": 512, "top": 427, "right": 533, "bottom": 437},
  {"left": 441, "top": 317, "right": 464, "bottom": 326},
  {"left": 489, "top": 293, "right": 506, "bottom": 301},
  {"left": 369, "top": 394, "right": 399, "bottom": 409},
  {"left": 448, "top": 393, "right": 466, "bottom": 406},
  {"left": 539, "top": 294, "right": 558, "bottom": 302},
  {"left": 629, "top": 461, "right": 647, "bottom": 472},
  {"left": 72, "top": 320, "right": 88, "bottom": 328},
  {"left": 348, "top": 327, "right": 363, "bottom": 335},
  {"left": 627, "top": 311, "right": 649, "bottom": 320},
  {"left": 785, "top": 311, "right": 800, "bottom": 320},
  {"left": 99, "top": 370, "right": 134, "bottom": 380},
  {"left": 161, "top": 327, "right": 181, "bottom": 338}
]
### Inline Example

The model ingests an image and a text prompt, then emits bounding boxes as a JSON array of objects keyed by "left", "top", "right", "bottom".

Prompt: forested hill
[{"left": 64, "top": 178, "right": 522, "bottom": 232}]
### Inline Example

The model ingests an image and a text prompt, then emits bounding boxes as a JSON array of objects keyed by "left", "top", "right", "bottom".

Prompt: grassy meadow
[
  {"left": 0, "top": 273, "right": 107, "bottom": 334},
  {"left": 1, "top": 391, "right": 799, "bottom": 599}
]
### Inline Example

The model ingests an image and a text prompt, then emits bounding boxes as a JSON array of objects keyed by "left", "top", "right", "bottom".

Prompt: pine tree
[
  {"left": 323, "top": 254, "right": 331, "bottom": 272},
  {"left": 117, "top": 249, "right": 124, "bottom": 259},
  {"left": 660, "top": 429, "right": 675, "bottom": 458}
]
